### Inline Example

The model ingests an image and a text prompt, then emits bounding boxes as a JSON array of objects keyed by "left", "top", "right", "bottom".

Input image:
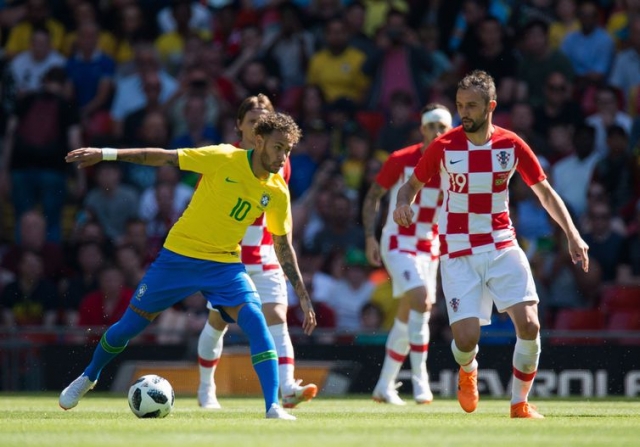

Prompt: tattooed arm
[
  {"left": 362, "top": 181, "right": 388, "bottom": 267},
  {"left": 65, "top": 147, "right": 178, "bottom": 169},
  {"left": 273, "top": 232, "right": 317, "bottom": 335}
]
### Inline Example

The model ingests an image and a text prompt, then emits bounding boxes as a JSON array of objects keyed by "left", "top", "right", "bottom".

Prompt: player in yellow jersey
[{"left": 59, "top": 113, "right": 316, "bottom": 420}]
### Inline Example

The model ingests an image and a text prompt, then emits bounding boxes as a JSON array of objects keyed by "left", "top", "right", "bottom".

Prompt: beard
[
  {"left": 462, "top": 116, "right": 488, "bottom": 133},
  {"left": 260, "top": 150, "right": 280, "bottom": 174}
]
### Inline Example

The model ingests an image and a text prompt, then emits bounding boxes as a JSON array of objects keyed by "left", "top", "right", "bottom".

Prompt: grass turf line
[{"left": 0, "top": 394, "right": 639, "bottom": 447}]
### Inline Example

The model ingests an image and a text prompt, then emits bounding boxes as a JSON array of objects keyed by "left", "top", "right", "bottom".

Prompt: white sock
[
  {"left": 269, "top": 323, "right": 295, "bottom": 394},
  {"left": 197, "top": 321, "right": 226, "bottom": 386},
  {"left": 511, "top": 336, "right": 541, "bottom": 404},
  {"left": 376, "top": 319, "right": 409, "bottom": 390},
  {"left": 408, "top": 310, "right": 430, "bottom": 379},
  {"left": 451, "top": 340, "right": 479, "bottom": 373}
]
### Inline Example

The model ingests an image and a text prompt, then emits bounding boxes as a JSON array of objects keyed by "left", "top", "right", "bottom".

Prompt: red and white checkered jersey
[
  {"left": 241, "top": 157, "right": 291, "bottom": 272},
  {"left": 414, "top": 126, "right": 546, "bottom": 259},
  {"left": 376, "top": 143, "right": 441, "bottom": 259}
]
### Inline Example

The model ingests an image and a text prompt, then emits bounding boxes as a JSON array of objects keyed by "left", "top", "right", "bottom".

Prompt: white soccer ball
[{"left": 128, "top": 374, "right": 174, "bottom": 418}]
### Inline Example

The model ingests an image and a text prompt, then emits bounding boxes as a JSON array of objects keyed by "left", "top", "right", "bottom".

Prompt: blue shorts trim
[{"left": 130, "top": 248, "right": 260, "bottom": 319}]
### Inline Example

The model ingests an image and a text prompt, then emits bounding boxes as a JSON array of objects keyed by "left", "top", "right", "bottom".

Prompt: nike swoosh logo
[
  {"left": 450, "top": 159, "right": 463, "bottom": 164},
  {"left": 225, "top": 177, "right": 239, "bottom": 183}
]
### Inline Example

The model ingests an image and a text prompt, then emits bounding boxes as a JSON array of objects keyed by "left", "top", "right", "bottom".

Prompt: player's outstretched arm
[
  {"left": 65, "top": 147, "right": 179, "bottom": 169},
  {"left": 393, "top": 174, "right": 424, "bottom": 228},
  {"left": 531, "top": 179, "right": 590, "bottom": 272},
  {"left": 272, "top": 233, "right": 317, "bottom": 335},
  {"left": 362, "top": 182, "right": 388, "bottom": 266}
]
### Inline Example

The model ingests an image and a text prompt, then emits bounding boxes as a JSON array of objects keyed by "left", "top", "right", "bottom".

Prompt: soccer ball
[{"left": 128, "top": 374, "right": 174, "bottom": 418}]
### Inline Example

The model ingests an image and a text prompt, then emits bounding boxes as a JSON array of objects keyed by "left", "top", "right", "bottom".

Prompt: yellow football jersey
[{"left": 164, "top": 144, "right": 291, "bottom": 263}]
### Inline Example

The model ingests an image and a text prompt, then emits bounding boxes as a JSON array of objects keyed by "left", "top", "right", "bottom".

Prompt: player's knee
[{"left": 517, "top": 320, "right": 540, "bottom": 340}]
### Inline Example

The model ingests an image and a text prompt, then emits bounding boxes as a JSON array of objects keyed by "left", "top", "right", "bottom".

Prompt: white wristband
[{"left": 102, "top": 147, "right": 118, "bottom": 161}]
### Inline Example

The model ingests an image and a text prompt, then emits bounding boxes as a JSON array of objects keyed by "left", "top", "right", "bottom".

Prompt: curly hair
[
  {"left": 458, "top": 70, "right": 497, "bottom": 103},
  {"left": 254, "top": 112, "right": 303, "bottom": 146}
]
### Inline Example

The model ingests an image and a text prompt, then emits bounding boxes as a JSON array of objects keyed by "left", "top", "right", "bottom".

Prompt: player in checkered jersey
[
  {"left": 394, "top": 71, "right": 590, "bottom": 418},
  {"left": 362, "top": 103, "right": 452, "bottom": 405},
  {"left": 197, "top": 94, "right": 317, "bottom": 409}
]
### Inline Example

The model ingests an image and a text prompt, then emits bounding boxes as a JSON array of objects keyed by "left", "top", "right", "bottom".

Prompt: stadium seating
[
  {"left": 599, "top": 285, "right": 640, "bottom": 313},
  {"left": 550, "top": 309, "right": 606, "bottom": 345},
  {"left": 606, "top": 311, "right": 640, "bottom": 345}
]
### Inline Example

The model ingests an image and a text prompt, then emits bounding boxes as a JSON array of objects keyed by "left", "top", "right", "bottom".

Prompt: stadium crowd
[{"left": 1, "top": 0, "right": 640, "bottom": 344}]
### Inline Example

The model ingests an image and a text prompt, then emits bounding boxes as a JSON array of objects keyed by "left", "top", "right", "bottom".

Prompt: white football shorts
[
  {"left": 440, "top": 245, "right": 539, "bottom": 326},
  {"left": 207, "top": 268, "right": 288, "bottom": 311},
  {"left": 381, "top": 249, "right": 438, "bottom": 302}
]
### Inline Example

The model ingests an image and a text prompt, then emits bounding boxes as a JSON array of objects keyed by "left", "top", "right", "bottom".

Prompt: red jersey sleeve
[
  {"left": 375, "top": 153, "right": 405, "bottom": 189},
  {"left": 414, "top": 140, "right": 444, "bottom": 184},
  {"left": 514, "top": 135, "right": 547, "bottom": 186},
  {"left": 282, "top": 157, "right": 292, "bottom": 183}
]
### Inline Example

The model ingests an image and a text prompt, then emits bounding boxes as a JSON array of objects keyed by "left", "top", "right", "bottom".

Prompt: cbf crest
[
  {"left": 496, "top": 150, "right": 511, "bottom": 170},
  {"left": 260, "top": 192, "right": 271, "bottom": 208},
  {"left": 449, "top": 297, "right": 460, "bottom": 312}
]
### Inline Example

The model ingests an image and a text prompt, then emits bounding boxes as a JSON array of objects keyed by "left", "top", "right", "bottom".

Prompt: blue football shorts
[{"left": 129, "top": 248, "right": 260, "bottom": 321}]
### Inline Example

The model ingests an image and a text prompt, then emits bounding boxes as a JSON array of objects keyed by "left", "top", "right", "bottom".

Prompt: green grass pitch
[{"left": 1, "top": 394, "right": 639, "bottom": 447}]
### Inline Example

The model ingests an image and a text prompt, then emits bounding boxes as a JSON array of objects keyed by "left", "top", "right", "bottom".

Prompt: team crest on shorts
[
  {"left": 496, "top": 150, "right": 511, "bottom": 170},
  {"left": 403, "top": 270, "right": 411, "bottom": 281},
  {"left": 260, "top": 192, "right": 271, "bottom": 208},
  {"left": 449, "top": 297, "right": 460, "bottom": 312},
  {"left": 136, "top": 284, "right": 147, "bottom": 300}
]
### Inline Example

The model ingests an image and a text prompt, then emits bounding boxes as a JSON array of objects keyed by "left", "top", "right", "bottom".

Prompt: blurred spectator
[
  {"left": 582, "top": 201, "right": 625, "bottom": 283},
  {"left": 375, "top": 90, "right": 419, "bottom": 154},
  {"left": 170, "top": 94, "right": 221, "bottom": 148},
  {"left": 509, "top": 0, "right": 555, "bottom": 32},
  {"left": 307, "top": 192, "right": 366, "bottom": 257},
  {"left": 560, "top": 0, "right": 615, "bottom": 91},
  {"left": 224, "top": 24, "right": 267, "bottom": 85},
  {"left": 324, "top": 248, "right": 375, "bottom": 331},
  {"left": 145, "top": 182, "right": 180, "bottom": 254},
  {"left": 580, "top": 182, "right": 628, "bottom": 235},
  {"left": 359, "top": 301, "right": 385, "bottom": 331},
  {"left": 516, "top": 19, "right": 575, "bottom": 109},
  {"left": 325, "top": 97, "right": 359, "bottom": 157},
  {"left": 0, "top": 250, "right": 58, "bottom": 328},
  {"left": 157, "top": 0, "right": 212, "bottom": 35},
  {"left": 0, "top": 67, "right": 82, "bottom": 242},
  {"left": 199, "top": 44, "right": 238, "bottom": 106},
  {"left": 59, "top": 241, "right": 104, "bottom": 326},
  {"left": 77, "top": 264, "right": 132, "bottom": 329},
  {"left": 307, "top": 16, "right": 370, "bottom": 104},
  {"left": 236, "top": 58, "right": 279, "bottom": 100},
  {"left": 609, "top": 16, "right": 640, "bottom": 107},
  {"left": 363, "top": 8, "right": 434, "bottom": 113},
  {"left": 3, "top": 0, "right": 65, "bottom": 59},
  {"left": 120, "top": 71, "right": 162, "bottom": 144},
  {"left": 509, "top": 101, "right": 550, "bottom": 159},
  {"left": 449, "top": 0, "right": 491, "bottom": 62},
  {"left": 83, "top": 163, "right": 140, "bottom": 245},
  {"left": 361, "top": 0, "right": 411, "bottom": 38},
  {"left": 511, "top": 176, "right": 553, "bottom": 258},
  {"left": 114, "top": 244, "right": 146, "bottom": 289},
  {"left": 65, "top": 22, "right": 116, "bottom": 139},
  {"left": 548, "top": 0, "right": 580, "bottom": 49},
  {"left": 110, "top": 43, "right": 178, "bottom": 127},
  {"left": 417, "top": 23, "right": 455, "bottom": 99},
  {"left": 155, "top": 292, "right": 208, "bottom": 345},
  {"left": 8, "top": 26, "right": 66, "bottom": 96},
  {"left": 120, "top": 218, "right": 156, "bottom": 268},
  {"left": 111, "top": 3, "right": 151, "bottom": 71},
  {"left": 340, "top": 128, "right": 371, "bottom": 193},
  {"left": 531, "top": 220, "right": 602, "bottom": 327},
  {"left": 616, "top": 201, "right": 640, "bottom": 285},
  {"left": 289, "top": 119, "right": 331, "bottom": 200},
  {"left": 61, "top": 1, "right": 117, "bottom": 58},
  {"left": 606, "top": 0, "right": 640, "bottom": 48},
  {"left": 585, "top": 86, "right": 633, "bottom": 158},
  {"left": 463, "top": 16, "right": 518, "bottom": 107},
  {"left": 344, "top": 0, "right": 378, "bottom": 60},
  {"left": 533, "top": 71, "right": 584, "bottom": 140},
  {"left": 128, "top": 111, "right": 173, "bottom": 191},
  {"left": 155, "top": 0, "right": 211, "bottom": 75},
  {"left": 166, "top": 63, "right": 224, "bottom": 141},
  {"left": 550, "top": 124, "right": 600, "bottom": 219},
  {"left": 308, "top": 0, "right": 348, "bottom": 43},
  {"left": 591, "top": 125, "right": 637, "bottom": 215},
  {"left": 139, "top": 165, "right": 193, "bottom": 225},
  {"left": 292, "top": 84, "right": 327, "bottom": 131}
]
